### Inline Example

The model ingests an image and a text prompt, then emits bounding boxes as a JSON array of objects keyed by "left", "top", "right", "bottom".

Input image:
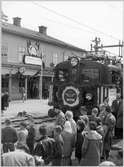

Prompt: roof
[{"left": 2, "top": 22, "right": 86, "bottom": 53}]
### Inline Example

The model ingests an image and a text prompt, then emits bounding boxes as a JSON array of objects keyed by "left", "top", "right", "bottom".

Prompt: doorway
[{"left": 27, "top": 76, "right": 39, "bottom": 99}]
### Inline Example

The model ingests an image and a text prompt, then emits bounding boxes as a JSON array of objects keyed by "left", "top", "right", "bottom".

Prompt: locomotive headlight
[
  {"left": 70, "top": 57, "right": 79, "bottom": 67},
  {"left": 85, "top": 93, "right": 93, "bottom": 100}
]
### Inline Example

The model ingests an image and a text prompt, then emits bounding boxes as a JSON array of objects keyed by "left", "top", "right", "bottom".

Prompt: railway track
[{"left": 2, "top": 112, "right": 55, "bottom": 129}]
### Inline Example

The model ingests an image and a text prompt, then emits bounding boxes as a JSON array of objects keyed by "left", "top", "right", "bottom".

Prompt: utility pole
[
  {"left": 96, "top": 41, "right": 123, "bottom": 58},
  {"left": 91, "top": 37, "right": 101, "bottom": 54},
  {"left": 39, "top": 52, "right": 43, "bottom": 99}
]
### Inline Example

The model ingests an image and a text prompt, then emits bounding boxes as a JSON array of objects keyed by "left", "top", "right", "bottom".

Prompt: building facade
[{"left": 1, "top": 17, "right": 86, "bottom": 100}]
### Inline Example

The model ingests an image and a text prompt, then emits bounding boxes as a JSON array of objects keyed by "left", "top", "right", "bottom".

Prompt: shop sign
[
  {"left": 108, "top": 88, "right": 117, "bottom": 106},
  {"left": 27, "top": 40, "right": 40, "bottom": 57},
  {"left": 23, "top": 55, "right": 42, "bottom": 66}
]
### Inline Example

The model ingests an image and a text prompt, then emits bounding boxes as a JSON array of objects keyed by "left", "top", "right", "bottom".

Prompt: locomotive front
[{"left": 48, "top": 57, "right": 101, "bottom": 119}]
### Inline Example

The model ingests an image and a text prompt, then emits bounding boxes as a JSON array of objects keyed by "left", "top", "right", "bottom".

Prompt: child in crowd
[
  {"left": 75, "top": 119, "right": 85, "bottom": 164},
  {"left": 26, "top": 117, "right": 36, "bottom": 155},
  {"left": 80, "top": 114, "right": 89, "bottom": 132},
  {"left": 17, "top": 122, "right": 28, "bottom": 147},
  {"left": 99, "top": 104, "right": 106, "bottom": 123},
  {"left": 53, "top": 125, "right": 64, "bottom": 166}
]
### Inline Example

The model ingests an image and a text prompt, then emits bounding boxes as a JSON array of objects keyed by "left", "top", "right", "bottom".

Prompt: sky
[{"left": 2, "top": 1, "right": 123, "bottom": 57}]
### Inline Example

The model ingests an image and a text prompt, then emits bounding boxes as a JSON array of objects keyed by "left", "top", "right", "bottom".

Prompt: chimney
[
  {"left": 13, "top": 17, "right": 21, "bottom": 26},
  {"left": 38, "top": 26, "right": 47, "bottom": 35}
]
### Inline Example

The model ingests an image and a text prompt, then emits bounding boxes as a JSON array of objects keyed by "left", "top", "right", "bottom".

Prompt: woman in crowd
[
  {"left": 17, "top": 122, "right": 29, "bottom": 148},
  {"left": 89, "top": 107, "right": 102, "bottom": 126},
  {"left": 102, "top": 105, "right": 116, "bottom": 160},
  {"left": 55, "top": 109, "right": 66, "bottom": 129},
  {"left": 65, "top": 111, "right": 77, "bottom": 144},
  {"left": 80, "top": 114, "right": 89, "bottom": 132},
  {"left": 80, "top": 121, "right": 102, "bottom": 166},
  {"left": 61, "top": 120, "right": 74, "bottom": 166}
]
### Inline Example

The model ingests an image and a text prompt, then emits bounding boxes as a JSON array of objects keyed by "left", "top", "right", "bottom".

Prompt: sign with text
[
  {"left": 23, "top": 55, "right": 42, "bottom": 66},
  {"left": 108, "top": 88, "right": 117, "bottom": 106}
]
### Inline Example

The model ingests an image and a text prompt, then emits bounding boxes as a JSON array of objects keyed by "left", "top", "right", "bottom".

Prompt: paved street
[{"left": 2, "top": 99, "right": 51, "bottom": 121}]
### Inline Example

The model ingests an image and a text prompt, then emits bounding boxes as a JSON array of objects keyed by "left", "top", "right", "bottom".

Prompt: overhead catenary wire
[{"left": 32, "top": 2, "right": 121, "bottom": 42}]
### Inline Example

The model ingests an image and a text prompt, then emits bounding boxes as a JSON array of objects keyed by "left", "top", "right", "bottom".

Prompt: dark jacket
[
  {"left": 33, "top": 136, "right": 55, "bottom": 165},
  {"left": 111, "top": 99, "right": 121, "bottom": 118},
  {"left": 75, "top": 130, "right": 85, "bottom": 161},
  {"left": 116, "top": 100, "right": 123, "bottom": 129},
  {"left": 102, "top": 112, "right": 116, "bottom": 151},
  {"left": 26, "top": 125, "right": 35, "bottom": 144},
  {"left": 2, "top": 126, "right": 18, "bottom": 144}
]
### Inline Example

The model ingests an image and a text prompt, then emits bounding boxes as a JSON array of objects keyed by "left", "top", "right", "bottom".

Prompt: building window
[
  {"left": 2, "top": 75, "right": 9, "bottom": 92},
  {"left": 53, "top": 53, "right": 58, "bottom": 65},
  {"left": 18, "top": 46, "right": 26, "bottom": 62},
  {"left": 2, "top": 44, "right": 8, "bottom": 57}
]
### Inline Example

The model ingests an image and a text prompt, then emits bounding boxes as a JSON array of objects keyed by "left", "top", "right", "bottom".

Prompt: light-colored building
[{"left": 1, "top": 17, "right": 86, "bottom": 100}]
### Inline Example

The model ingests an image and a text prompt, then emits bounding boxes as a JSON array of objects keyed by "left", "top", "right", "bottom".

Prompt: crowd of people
[{"left": 1, "top": 93, "right": 123, "bottom": 166}]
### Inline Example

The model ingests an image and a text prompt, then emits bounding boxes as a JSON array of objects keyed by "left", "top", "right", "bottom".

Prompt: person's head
[
  {"left": 39, "top": 125, "right": 48, "bottom": 137},
  {"left": 89, "top": 121, "right": 97, "bottom": 130},
  {"left": 54, "top": 125, "right": 62, "bottom": 136},
  {"left": 28, "top": 116, "right": 34, "bottom": 125},
  {"left": 20, "top": 122, "right": 27, "bottom": 129},
  {"left": 104, "top": 97, "right": 109, "bottom": 106},
  {"left": 105, "top": 105, "right": 112, "bottom": 113},
  {"left": 99, "top": 104, "right": 106, "bottom": 112},
  {"left": 77, "top": 119, "right": 85, "bottom": 132},
  {"left": 70, "top": 57, "right": 79, "bottom": 67},
  {"left": 80, "top": 115, "right": 89, "bottom": 127},
  {"left": 92, "top": 107, "right": 98, "bottom": 117},
  {"left": 54, "top": 108, "right": 61, "bottom": 115},
  {"left": 4, "top": 119, "right": 11, "bottom": 126},
  {"left": 80, "top": 106, "right": 87, "bottom": 115},
  {"left": 16, "top": 143, "right": 29, "bottom": 153},
  {"left": 99, "top": 160, "right": 116, "bottom": 166},
  {"left": 65, "top": 111, "right": 73, "bottom": 120},
  {"left": 116, "top": 92, "right": 121, "bottom": 100},
  {"left": 64, "top": 121, "right": 72, "bottom": 133}
]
